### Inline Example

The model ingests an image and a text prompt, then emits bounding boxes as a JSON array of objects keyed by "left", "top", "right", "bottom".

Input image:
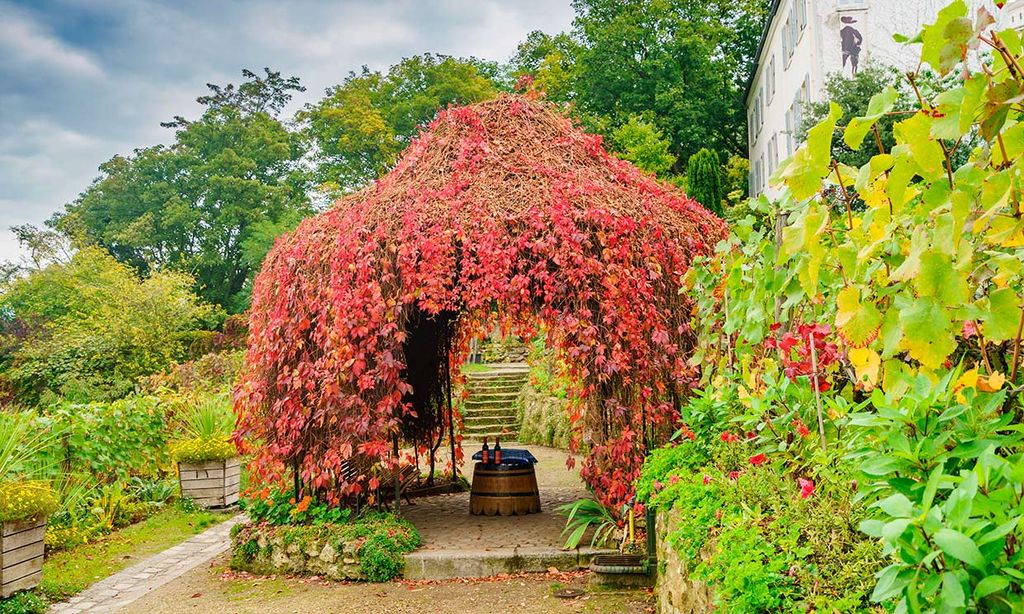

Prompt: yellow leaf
[
  {"left": 849, "top": 347, "right": 881, "bottom": 391},
  {"left": 977, "top": 371, "right": 1006, "bottom": 393}
]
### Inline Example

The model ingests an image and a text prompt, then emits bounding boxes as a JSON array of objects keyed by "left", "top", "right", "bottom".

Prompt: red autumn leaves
[
  {"left": 765, "top": 322, "right": 839, "bottom": 392},
  {"left": 235, "top": 96, "right": 726, "bottom": 512}
]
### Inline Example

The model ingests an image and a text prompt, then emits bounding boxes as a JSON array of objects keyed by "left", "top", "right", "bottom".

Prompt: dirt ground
[{"left": 119, "top": 556, "right": 655, "bottom": 614}]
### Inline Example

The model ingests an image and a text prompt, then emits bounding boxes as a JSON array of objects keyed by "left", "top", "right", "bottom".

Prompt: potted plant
[
  {"left": 556, "top": 498, "right": 652, "bottom": 588},
  {"left": 0, "top": 415, "right": 57, "bottom": 598},
  {"left": 172, "top": 396, "right": 240, "bottom": 509}
]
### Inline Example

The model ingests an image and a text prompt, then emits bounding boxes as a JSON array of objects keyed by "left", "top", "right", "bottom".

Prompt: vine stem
[
  {"left": 832, "top": 159, "right": 855, "bottom": 229},
  {"left": 809, "top": 333, "right": 827, "bottom": 453},
  {"left": 1010, "top": 294, "right": 1024, "bottom": 384}
]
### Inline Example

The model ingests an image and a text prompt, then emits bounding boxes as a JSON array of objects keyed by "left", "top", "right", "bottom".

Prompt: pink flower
[
  {"left": 653, "top": 480, "right": 663, "bottom": 491},
  {"left": 798, "top": 478, "right": 815, "bottom": 499},
  {"left": 670, "top": 475, "right": 679, "bottom": 485},
  {"left": 727, "top": 471, "right": 741, "bottom": 481},
  {"left": 749, "top": 453, "right": 767, "bottom": 466},
  {"left": 703, "top": 474, "right": 712, "bottom": 485}
]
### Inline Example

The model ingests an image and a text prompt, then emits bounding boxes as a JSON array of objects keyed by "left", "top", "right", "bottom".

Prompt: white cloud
[
  {"left": 0, "top": 0, "right": 574, "bottom": 265},
  {"left": 0, "top": 5, "right": 104, "bottom": 78}
]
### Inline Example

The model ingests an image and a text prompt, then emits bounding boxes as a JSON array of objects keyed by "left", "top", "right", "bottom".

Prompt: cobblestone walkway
[
  {"left": 404, "top": 442, "right": 588, "bottom": 551},
  {"left": 49, "top": 515, "right": 244, "bottom": 614}
]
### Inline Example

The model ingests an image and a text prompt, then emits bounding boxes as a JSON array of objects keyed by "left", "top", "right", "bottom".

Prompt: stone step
[
  {"left": 462, "top": 431, "right": 520, "bottom": 442},
  {"left": 464, "top": 372, "right": 529, "bottom": 383},
  {"left": 466, "top": 386, "right": 525, "bottom": 397},
  {"left": 463, "top": 399, "right": 517, "bottom": 410},
  {"left": 462, "top": 421, "right": 519, "bottom": 434},
  {"left": 462, "top": 416, "right": 519, "bottom": 430},
  {"left": 460, "top": 408, "right": 518, "bottom": 420}
]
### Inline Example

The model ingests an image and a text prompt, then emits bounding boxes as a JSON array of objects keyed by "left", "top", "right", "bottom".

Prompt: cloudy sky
[{"left": 0, "top": 0, "right": 574, "bottom": 263}]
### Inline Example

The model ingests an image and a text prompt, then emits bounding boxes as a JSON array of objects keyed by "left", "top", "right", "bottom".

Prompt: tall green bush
[
  {"left": 0, "top": 247, "right": 219, "bottom": 404},
  {"left": 686, "top": 148, "right": 723, "bottom": 216}
]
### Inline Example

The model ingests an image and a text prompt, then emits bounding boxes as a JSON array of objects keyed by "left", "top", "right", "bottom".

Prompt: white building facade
[{"left": 746, "top": 0, "right": 1023, "bottom": 198}]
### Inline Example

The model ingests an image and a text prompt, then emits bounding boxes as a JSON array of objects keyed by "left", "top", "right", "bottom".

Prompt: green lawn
[{"left": 39, "top": 505, "right": 233, "bottom": 602}]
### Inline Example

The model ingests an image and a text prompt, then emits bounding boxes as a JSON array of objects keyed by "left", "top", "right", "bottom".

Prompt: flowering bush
[
  {"left": 0, "top": 480, "right": 57, "bottom": 524},
  {"left": 170, "top": 438, "right": 237, "bottom": 464}
]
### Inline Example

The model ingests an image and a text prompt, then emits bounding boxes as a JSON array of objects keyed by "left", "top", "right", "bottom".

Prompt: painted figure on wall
[{"left": 840, "top": 15, "right": 863, "bottom": 75}]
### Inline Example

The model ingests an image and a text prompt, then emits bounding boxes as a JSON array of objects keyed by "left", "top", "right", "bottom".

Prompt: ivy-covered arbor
[{"left": 234, "top": 95, "right": 725, "bottom": 511}]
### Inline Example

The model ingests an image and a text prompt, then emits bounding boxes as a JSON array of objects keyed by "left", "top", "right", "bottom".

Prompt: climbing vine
[{"left": 234, "top": 95, "right": 725, "bottom": 512}]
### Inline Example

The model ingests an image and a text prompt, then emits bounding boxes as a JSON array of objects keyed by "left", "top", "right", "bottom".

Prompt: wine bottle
[
  {"left": 482, "top": 437, "right": 490, "bottom": 464},
  {"left": 494, "top": 437, "right": 502, "bottom": 465}
]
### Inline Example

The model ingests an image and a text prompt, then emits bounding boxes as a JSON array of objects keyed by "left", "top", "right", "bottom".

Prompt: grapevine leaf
[
  {"left": 835, "top": 286, "right": 882, "bottom": 347},
  {"left": 920, "top": 0, "right": 969, "bottom": 75},
  {"left": 894, "top": 113, "right": 946, "bottom": 180},
  {"left": 900, "top": 297, "right": 955, "bottom": 370},
  {"left": 849, "top": 347, "right": 881, "bottom": 391},
  {"left": 778, "top": 103, "right": 843, "bottom": 200},
  {"left": 979, "top": 286, "right": 1022, "bottom": 342},
  {"left": 914, "top": 249, "right": 969, "bottom": 306},
  {"left": 845, "top": 86, "right": 899, "bottom": 151}
]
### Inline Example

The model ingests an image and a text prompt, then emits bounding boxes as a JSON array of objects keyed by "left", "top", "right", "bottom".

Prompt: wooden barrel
[{"left": 469, "top": 462, "right": 541, "bottom": 516}]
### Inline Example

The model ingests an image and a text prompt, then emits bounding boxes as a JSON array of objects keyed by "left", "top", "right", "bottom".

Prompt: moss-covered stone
[
  {"left": 229, "top": 514, "right": 420, "bottom": 582},
  {"left": 515, "top": 387, "right": 571, "bottom": 449}
]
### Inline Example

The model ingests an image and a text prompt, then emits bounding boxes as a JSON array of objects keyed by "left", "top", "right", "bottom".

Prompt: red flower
[
  {"left": 720, "top": 432, "right": 739, "bottom": 444},
  {"left": 749, "top": 453, "right": 767, "bottom": 466},
  {"left": 670, "top": 475, "right": 679, "bottom": 485},
  {"left": 798, "top": 478, "right": 815, "bottom": 499},
  {"left": 702, "top": 474, "right": 712, "bottom": 485},
  {"left": 727, "top": 471, "right": 741, "bottom": 481},
  {"left": 791, "top": 418, "right": 810, "bottom": 438},
  {"left": 746, "top": 431, "right": 757, "bottom": 440}
]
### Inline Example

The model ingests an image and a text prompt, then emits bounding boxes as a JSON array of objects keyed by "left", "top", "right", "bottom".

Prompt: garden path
[{"left": 48, "top": 514, "right": 245, "bottom": 614}]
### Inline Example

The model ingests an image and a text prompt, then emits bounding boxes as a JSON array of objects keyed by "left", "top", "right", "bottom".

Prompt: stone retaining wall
[
  {"left": 515, "top": 387, "right": 572, "bottom": 449},
  {"left": 230, "top": 522, "right": 367, "bottom": 581},
  {"left": 656, "top": 509, "right": 713, "bottom": 614}
]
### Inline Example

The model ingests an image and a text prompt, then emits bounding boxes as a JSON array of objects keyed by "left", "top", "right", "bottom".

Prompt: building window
[
  {"left": 783, "top": 14, "right": 793, "bottom": 66},
  {"left": 767, "top": 56, "right": 776, "bottom": 103},
  {"left": 797, "top": 0, "right": 807, "bottom": 32}
]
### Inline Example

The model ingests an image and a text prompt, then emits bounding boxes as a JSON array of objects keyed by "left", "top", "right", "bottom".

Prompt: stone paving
[
  {"left": 48, "top": 514, "right": 245, "bottom": 614},
  {"left": 404, "top": 442, "right": 587, "bottom": 552}
]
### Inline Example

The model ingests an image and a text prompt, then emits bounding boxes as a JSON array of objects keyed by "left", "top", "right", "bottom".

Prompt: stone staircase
[{"left": 461, "top": 363, "right": 529, "bottom": 441}]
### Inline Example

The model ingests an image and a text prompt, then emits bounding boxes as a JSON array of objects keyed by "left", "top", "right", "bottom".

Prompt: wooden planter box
[
  {"left": 1, "top": 516, "right": 45, "bottom": 598},
  {"left": 178, "top": 457, "right": 240, "bottom": 509}
]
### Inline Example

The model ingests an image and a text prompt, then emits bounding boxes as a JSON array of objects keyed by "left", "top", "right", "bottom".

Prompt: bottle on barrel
[
  {"left": 494, "top": 437, "right": 502, "bottom": 465},
  {"left": 481, "top": 437, "right": 490, "bottom": 464}
]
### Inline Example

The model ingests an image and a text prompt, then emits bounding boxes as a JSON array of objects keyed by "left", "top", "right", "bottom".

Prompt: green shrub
[
  {"left": 0, "top": 247, "right": 220, "bottom": 404},
  {"left": 45, "top": 395, "right": 170, "bottom": 481},
  {"left": 0, "top": 591, "right": 46, "bottom": 614},
  {"left": 685, "top": 148, "right": 723, "bottom": 216}
]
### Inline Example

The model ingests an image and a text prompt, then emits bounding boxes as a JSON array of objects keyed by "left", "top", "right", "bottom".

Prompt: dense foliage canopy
[
  {"left": 0, "top": 247, "right": 218, "bottom": 404},
  {"left": 236, "top": 96, "right": 725, "bottom": 511},
  {"left": 645, "top": 3, "right": 1024, "bottom": 610},
  {"left": 54, "top": 69, "right": 312, "bottom": 312}
]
